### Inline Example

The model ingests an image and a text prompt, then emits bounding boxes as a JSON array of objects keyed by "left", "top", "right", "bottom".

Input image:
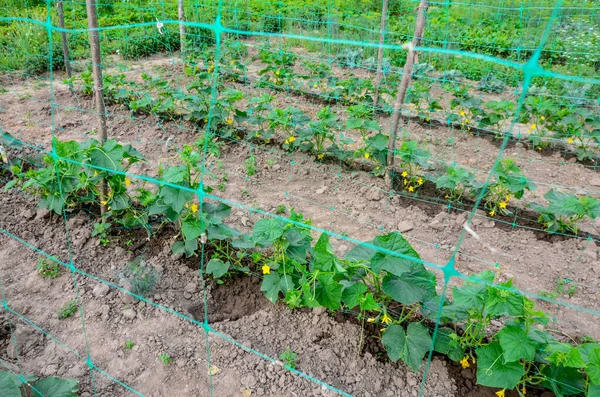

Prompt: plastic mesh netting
[{"left": 1, "top": 0, "right": 600, "bottom": 396}]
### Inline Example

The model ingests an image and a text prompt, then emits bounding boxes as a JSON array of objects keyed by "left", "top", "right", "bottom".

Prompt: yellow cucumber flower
[{"left": 459, "top": 356, "right": 470, "bottom": 369}]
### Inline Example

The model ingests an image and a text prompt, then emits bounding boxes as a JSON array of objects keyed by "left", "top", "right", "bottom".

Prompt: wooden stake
[
  {"left": 373, "top": 0, "right": 389, "bottom": 110},
  {"left": 56, "top": 0, "right": 72, "bottom": 79},
  {"left": 386, "top": 0, "right": 429, "bottom": 185},
  {"left": 178, "top": 0, "right": 186, "bottom": 53},
  {"left": 85, "top": 0, "right": 108, "bottom": 216}
]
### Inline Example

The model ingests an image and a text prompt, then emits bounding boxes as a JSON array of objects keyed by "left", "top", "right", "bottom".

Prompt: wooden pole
[
  {"left": 373, "top": 0, "right": 389, "bottom": 110},
  {"left": 178, "top": 0, "right": 186, "bottom": 53},
  {"left": 386, "top": 0, "right": 428, "bottom": 183},
  {"left": 85, "top": 0, "right": 108, "bottom": 216},
  {"left": 56, "top": 0, "right": 72, "bottom": 79}
]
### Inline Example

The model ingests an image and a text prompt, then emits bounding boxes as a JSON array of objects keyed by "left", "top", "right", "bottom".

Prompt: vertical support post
[
  {"left": 57, "top": 0, "right": 72, "bottom": 79},
  {"left": 373, "top": 0, "right": 389, "bottom": 109},
  {"left": 178, "top": 0, "right": 186, "bottom": 53},
  {"left": 386, "top": 0, "right": 428, "bottom": 184},
  {"left": 85, "top": 0, "right": 108, "bottom": 216}
]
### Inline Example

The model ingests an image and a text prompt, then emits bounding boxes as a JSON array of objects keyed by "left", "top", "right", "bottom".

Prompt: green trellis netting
[{"left": 0, "top": 0, "right": 600, "bottom": 396}]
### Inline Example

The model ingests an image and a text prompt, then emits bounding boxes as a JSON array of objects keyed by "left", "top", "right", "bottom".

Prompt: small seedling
[
  {"left": 539, "top": 278, "right": 578, "bottom": 299},
  {"left": 244, "top": 154, "right": 257, "bottom": 176},
  {"left": 36, "top": 257, "right": 60, "bottom": 279},
  {"left": 116, "top": 257, "right": 161, "bottom": 298},
  {"left": 266, "top": 158, "right": 277, "bottom": 169},
  {"left": 275, "top": 205, "right": 286, "bottom": 215},
  {"left": 158, "top": 353, "right": 172, "bottom": 366},
  {"left": 57, "top": 300, "right": 78, "bottom": 319},
  {"left": 580, "top": 336, "right": 597, "bottom": 344},
  {"left": 92, "top": 222, "right": 112, "bottom": 247},
  {"left": 279, "top": 348, "right": 298, "bottom": 369},
  {"left": 124, "top": 340, "right": 135, "bottom": 350},
  {"left": 241, "top": 189, "right": 250, "bottom": 198}
]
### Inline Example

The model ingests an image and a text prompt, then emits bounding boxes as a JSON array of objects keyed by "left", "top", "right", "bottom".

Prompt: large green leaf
[
  {"left": 0, "top": 372, "right": 20, "bottom": 397},
  {"left": 279, "top": 275, "right": 294, "bottom": 295},
  {"left": 346, "top": 118, "right": 363, "bottom": 130},
  {"left": 370, "top": 232, "right": 422, "bottom": 276},
  {"left": 588, "top": 384, "right": 600, "bottom": 397},
  {"left": 579, "top": 344, "right": 600, "bottom": 362},
  {"left": 342, "top": 281, "right": 368, "bottom": 309},
  {"left": 452, "top": 284, "right": 487, "bottom": 312},
  {"left": 147, "top": 199, "right": 179, "bottom": 221},
  {"left": 365, "top": 133, "right": 388, "bottom": 150},
  {"left": 261, "top": 272, "right": 281, "bottom": 303},
  {"left": 182, "top": 217, "right": 204, "bottom": 240},
  {"left": 32, "top": 377, "right": 79, "bottom": 397},
  {"left": 497, "top": 325, "right": 538, "bottom": 362},
  {"left": 161, "top": 186, "right": 193, "bottom": 214},
  {"left": 541, "top": 364, "right": 586, "bottom": 396},
  {"left": 121, "top": 144, "right": 144, "bottom": 163},
  {"left": 344, "top": 241, "right": 376, "bottom": 261},
  {"left": 161, "top": 165, "right": 188, "bottom": 184},
  {"left": 313, "top": 233, "right": 344, "bottom": 273},
  {"left": 88, "top": 140, "right": 124, "bottom": 172},
  {"left": 476, "top": 342, "right": 524, "bottom": 389},
  {"left": 587, "top": 348, "right": 600, "bottom": 385},
  {"left": 359, "top": 292, "right": 379, "bottom": 311},
  {"left": 252, "top": 218, "right": 285, "bottom": 246},
  {"left": 53, "top": 139, "right": 80, "bottom": 159},
  {"left": 283, "top": 228, "right": 310, "bottom": 264},
  {"left": 382, "top": 323, "right": 432, "bottom": 371},
  {"left": 485, "top": 281, "right": 524, "bottom": 317},
  {"left": 171, "top": 239, "right": 198, "bottom": 258},
  {"left": 546, "top": 342, "right": 587, "bottom": 369},
  {"left": 433, "top": 328, "right": 464, "bottom": 362},
  {"left": 314, "top": 274, "right": 343, "bottom": 310},
  {"left": 41, "top": 193, "right": 65, "bottom": 214},
  {"left": 341, "top": 282, "right": 368, "bottom": 310},
  {"left": 363, "top": 119, "right": 380, "bottom": 131},
  {"left": 301, "top": 275, "right": 320, "bottom": 308},
  {"left": 382, "top": 269, "right": 437, "bottom": 305},
  {"left": 207, "top": 224, "right": 236, "bottom": 240},
  {"left": 203, "top": 202, "right": 231, "bottom": 222},
  {"left": 205, "top": 259, "right": 230, "bottom": 279},
  {"left": 1, "top": 131, "right": 23, "bottom": 149},
  {"left": 110, "top": 192, "right": 129, "bottom": 211}
]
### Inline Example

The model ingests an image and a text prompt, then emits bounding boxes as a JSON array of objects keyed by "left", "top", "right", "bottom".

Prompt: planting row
[
  {"left": 1, "top": 133, "right": 600, "bottom": 396},
  {"left": 187, "top": 40, "right": 600, "bottom": 162},
  {"left": 61, "top": 64, "right": 600, "bottom": 236},
  {"left": 4, "top": 0, "right": 600, "bottom": 91}
]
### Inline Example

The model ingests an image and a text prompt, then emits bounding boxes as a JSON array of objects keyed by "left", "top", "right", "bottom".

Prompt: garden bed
[{"left": 1, "top": 50, "right": 599, "bottom": 397}]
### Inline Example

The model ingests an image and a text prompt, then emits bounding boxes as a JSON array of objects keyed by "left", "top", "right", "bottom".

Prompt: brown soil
[{"left": 0, "top": 48, "right": 598, "bottom": 397}]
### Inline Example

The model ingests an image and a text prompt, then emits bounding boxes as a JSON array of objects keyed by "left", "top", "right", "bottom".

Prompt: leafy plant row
[
  {"left": 1, "top": 134, "right": 600, "bottom": 396},
  {"left": 62, "top": 60, "right": 600, "bottom": 236},
  {"left": 207, "top": 41, "right": 600, "bottom": 163}
]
